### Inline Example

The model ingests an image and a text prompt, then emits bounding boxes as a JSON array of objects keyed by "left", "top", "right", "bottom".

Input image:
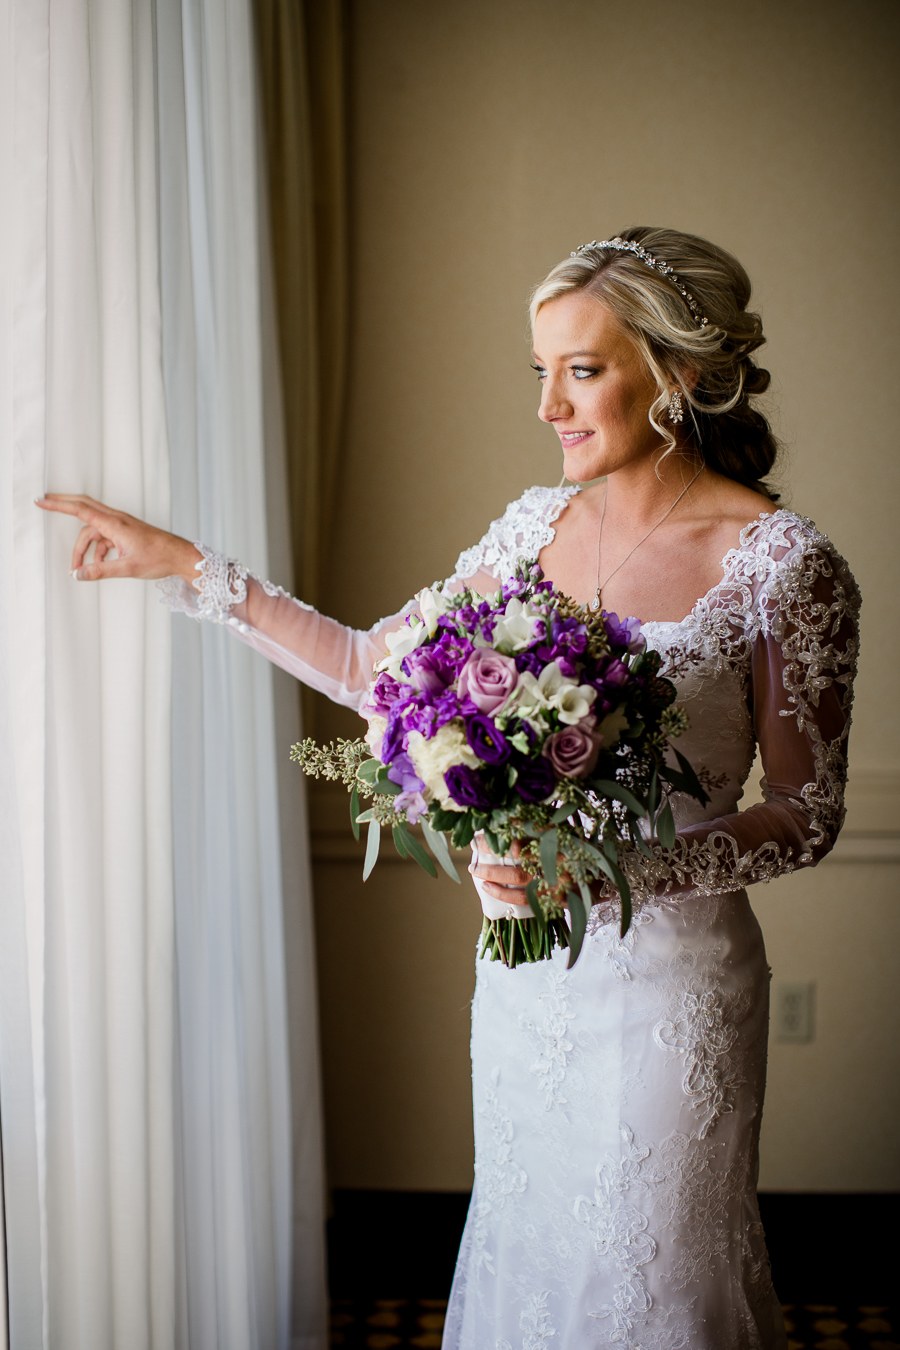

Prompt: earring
[{"left": 667, "top": 389, "right": 684, "bottom": 424}]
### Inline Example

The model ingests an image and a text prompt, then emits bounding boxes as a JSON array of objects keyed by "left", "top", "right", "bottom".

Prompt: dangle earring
[{"left": 667, "top": 389, "right": 684, "bottom": 424}]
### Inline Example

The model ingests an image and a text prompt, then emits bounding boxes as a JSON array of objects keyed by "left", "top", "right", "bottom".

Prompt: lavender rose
[
  {"left": 457, "top": 649, "right": 519, "bottom": 715},
  {"left": 542, "top": 722, "right": 603, "bottom": 779}
]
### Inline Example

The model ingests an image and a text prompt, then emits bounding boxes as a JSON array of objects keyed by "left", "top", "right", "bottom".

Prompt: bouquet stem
[{"left": 479, "top": 915, "right": 571, "bottom": 969}]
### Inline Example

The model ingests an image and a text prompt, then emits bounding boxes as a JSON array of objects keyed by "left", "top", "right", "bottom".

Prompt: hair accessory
[
  {"left": 667, "top": 389, "right": 684, "bottom": 424},
  {"left": 570, "top": 237, "right": 710, "bottom": 329}
]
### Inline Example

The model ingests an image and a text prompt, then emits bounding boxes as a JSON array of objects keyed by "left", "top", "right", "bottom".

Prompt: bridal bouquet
[{"left": 291, "top": 562, "right": 707, "bottom": 969}]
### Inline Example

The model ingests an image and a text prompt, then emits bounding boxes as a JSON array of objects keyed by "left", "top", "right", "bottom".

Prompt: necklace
[{"left": 587, "top": 465, "right": 704, "bottom": 612}]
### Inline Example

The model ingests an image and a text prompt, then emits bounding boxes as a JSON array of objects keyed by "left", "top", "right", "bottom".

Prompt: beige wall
[{"left": 310, "top": 0, "right": 900, "bottom": 1192}]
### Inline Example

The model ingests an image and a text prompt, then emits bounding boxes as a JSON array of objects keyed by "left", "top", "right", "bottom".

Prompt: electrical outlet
[{"left": 773, "top": 981, "right": 815, "bottom": 1043}]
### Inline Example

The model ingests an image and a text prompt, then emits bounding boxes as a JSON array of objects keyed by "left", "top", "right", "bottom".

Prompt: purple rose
[
  {"left": 444, "top": 763, "right": 493, "bottom": 811},
  {"left": 513, "top": 754, "right": 557, "bottom": 803},
  {"left": 404, "top": 646, "right": 450, "bottom": 697},
  {"left": 465, "top": 714, "right": 511, "bottom": 765},
  {"left": 603, "top": 610, "right": 645, "bottom": 655},
  {"left": 457, "top": 649, "right": 519, "bottom": 714},
  {"left": 364, "top": 672, "right": 405, "bottom": 717},
  {"left": 542, "top": 723, "right": 603, "bottom": 779}
]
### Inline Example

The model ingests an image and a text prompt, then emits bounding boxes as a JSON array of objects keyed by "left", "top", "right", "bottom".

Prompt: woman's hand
[
  {"left": 469, "top": 837, "right": 535, "bottom": 907},
  {"left": 36, "top": 494, "right": 201, "bottom": 583}
]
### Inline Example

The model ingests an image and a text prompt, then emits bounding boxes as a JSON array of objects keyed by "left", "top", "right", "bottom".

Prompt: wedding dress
[{"left": 160, "top": 485, "right": 860, "bottom": 1350}]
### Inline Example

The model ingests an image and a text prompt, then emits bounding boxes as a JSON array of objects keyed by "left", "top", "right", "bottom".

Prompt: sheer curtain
[{"left": 0, "top": 1, "right": 326, "bottom": 1346}]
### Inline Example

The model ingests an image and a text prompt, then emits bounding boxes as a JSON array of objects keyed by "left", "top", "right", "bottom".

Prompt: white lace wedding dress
[{"left": 160, "top": 485, "right": 860, "bottom": 1350}]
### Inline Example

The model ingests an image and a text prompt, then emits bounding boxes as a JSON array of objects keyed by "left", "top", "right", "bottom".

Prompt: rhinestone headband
[{"left": 570, "top": 237, "right": 710, "bottom": 328}]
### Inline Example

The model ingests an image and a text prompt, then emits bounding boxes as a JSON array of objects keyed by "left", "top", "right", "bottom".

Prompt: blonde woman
[{"left": 39, "top": 228, "right": 858, "bottom": 1348}]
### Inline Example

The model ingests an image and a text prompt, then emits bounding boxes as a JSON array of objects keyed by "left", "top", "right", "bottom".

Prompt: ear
[{"left": 672, "top": 366, "right": 700, "bottom": 395}]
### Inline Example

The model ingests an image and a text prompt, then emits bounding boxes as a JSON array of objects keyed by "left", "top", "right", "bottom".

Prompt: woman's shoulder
[
  {"left": 728, "top": 507, "right": 861, "bottom": 620},
  {"left": 452, "top": 483, "right": 579, "bottom": 580}
]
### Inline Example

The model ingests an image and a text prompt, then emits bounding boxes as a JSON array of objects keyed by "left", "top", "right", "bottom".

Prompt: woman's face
[{"left": 531, "top": 291, "right": 665, "bottom": 483}]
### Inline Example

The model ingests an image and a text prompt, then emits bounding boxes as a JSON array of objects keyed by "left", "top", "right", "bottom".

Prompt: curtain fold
[
  {"left": 254, "top": 0, "right": 348, "bottom": 618},
  {"left": 0, "top": 0, "right": 327, "bottom": 1345}
]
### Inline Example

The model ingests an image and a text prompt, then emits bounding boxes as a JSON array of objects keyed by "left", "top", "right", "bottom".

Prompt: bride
[{"left": 39, "top": 227, "right": 859, "bottom": 1349}]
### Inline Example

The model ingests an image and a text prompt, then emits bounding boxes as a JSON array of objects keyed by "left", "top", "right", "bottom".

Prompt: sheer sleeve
[
  {"left": 620, "top": 532, "right": 861, "bottom": 901},
  {"left": 157, "top": 543, "right": 418, "bottom": 710}
]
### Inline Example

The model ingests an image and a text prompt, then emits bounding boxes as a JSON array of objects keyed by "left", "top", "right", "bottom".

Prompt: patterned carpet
[{"left": 329, "top": 1299, "right": 899, "bottom": 1349}]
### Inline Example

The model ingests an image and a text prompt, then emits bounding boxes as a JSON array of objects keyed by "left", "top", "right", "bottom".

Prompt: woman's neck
[{"left": 600, "top": 449, "right": 706, "bottom": 531}]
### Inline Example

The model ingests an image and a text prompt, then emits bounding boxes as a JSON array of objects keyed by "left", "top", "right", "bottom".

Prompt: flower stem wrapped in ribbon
[{"left": 291, "top": 562, "right": 708, "bottom": 969}]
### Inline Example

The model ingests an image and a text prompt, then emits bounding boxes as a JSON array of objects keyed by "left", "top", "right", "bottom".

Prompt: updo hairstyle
[{"left": 530, "top": 226, "right": 780, "bottom": 498}]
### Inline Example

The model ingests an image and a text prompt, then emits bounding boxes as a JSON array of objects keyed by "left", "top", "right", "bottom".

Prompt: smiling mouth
[{"left": 561, "top": 430, "right": 594, "bottom": 443}]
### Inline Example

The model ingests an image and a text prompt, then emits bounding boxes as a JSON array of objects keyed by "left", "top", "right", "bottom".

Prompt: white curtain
[{"left": 0, "top": 1, "right": 326, "bottom": 1346}]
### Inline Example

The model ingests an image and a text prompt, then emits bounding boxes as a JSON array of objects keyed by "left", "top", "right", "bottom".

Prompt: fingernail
[
  {"left": 34, "top": 495, "right": 44, "bottom": 504},
  {"left": 72, "top": 569, "right": 83, "bottom": 581}
]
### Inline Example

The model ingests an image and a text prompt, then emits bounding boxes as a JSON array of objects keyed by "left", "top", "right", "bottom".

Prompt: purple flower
[
  {"left": 444, "top": 763, "right": 493, "bottom": 811},
  {"left": 380, "top": 706, "right": 408, "bottom": 763},
  {"left": 395, "top": 791, "right": 427, "bottom": 824},
  {"left": 603, "top": 610, "right": 645, "bottom": 655},
  {"left": 515, "top": 650, "right": 544, "bottom": 677},
  {"left": 387, "top": 752, "right": 426, "bottom": 795},
  {"left": 513, "top": 754, "right": 557, "bottom": 803},
  {"left": 457, "top": 649, "right": 519, "bottom": 714},
  {"left": 542, "top": 722, "right": 603, "bottom": 779},
  {"left": 404, "top": 646, "right": 451, "bottom": 697},
  {"left": 465, "top": 714, "right": 511, "bottom": 765},
  {"left": 598, "top": 656, "right": 630, "bottom": 689},
  {"left": 364, "top": 672, "right": 405, "bottom": 717}
]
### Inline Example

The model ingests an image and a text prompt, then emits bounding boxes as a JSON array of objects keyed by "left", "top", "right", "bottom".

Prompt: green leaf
[
  {"left": 394, "top": 824, "right": 438, "bottom": 878},
  {"left": 356, "top": 758, "right": 381, "bottom": 784},
  {"left": 451, "top": 813, "right": 476, "bottom": 851},
  {"left": 647, "top": 766, "right": 660, "bottom": 816},
  {"left": 431, "top": 807, "right": 461, "bottom": 833},
  {"left": 567, "top": 883, "right": 590, "bottom": 969},
  {"left": 421, "top": 819, "right": 461, "bottom": 883},
  {"left": 540, "top": 827, "right": 559, "bottom": 887},
  {"left": 392, "top": 824, "right": 408, "bottom": 858},
  {"left": 483, "top": 827, "right": 501, "bottom": 857},
  {"left": 350, "top": 785, "right": 360, "bottom": 841},
  {"left": 375, "top": 777, "right": 402, "bottom": 795},
  {"left": 593, "top": 779, "right": 648, "bottom": 818},
  {"left": 525, "top": 878, "right": 545, "bottom": 931},
  {"left": 656, "top": 800, "right": 676, "bottom": 848},
  {"left": 355, "top": 807, "right": 376, "bottom": 824},
  {"left": 363, "top": 819, "right": 381, "bottom": 881},
  {"left": 667, "top": 748, "right": 710, "bottom": 804},
  {"left": 551, "top": 803, "right": 574, "bottom": 825}
]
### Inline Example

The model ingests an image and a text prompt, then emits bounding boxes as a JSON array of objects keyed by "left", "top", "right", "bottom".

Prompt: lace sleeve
[
  {"left": 622, "top": 531, "right": 861, "bottom": 901},
  {"left": 157, "top": 544, "right": 415, "bottom": 711}
]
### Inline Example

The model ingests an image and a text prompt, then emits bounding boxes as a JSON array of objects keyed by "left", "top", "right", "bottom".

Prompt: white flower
[
  {"left": 415, "top": 583, "right": 453, "bottom": 637},
  {"left": 491, "top": 597, "right": 543, "bottom": 652},
  {"left": 406, "top": 720, "right": 482, "bottom": 812},
  {"left": 375, "top": 616, "right": 428, "bottom": 678},
  {"left": 597, "top": 703, "right": 630, "bottom": 747},
  {"left": 510, "top": 661, "right": 596, "bottom": 725},
  {"left": 363, "top": 714, "right": 387, "bottom": 759}
]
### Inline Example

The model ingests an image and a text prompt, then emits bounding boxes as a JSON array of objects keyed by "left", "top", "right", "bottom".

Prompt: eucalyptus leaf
[
  {"left": 525, "top": 878, "right": 545, "bottom": 931},
  {"left": 421, "top": 819, "right": 461, "bottom": 883},
  {"left": 655, "top": 800, "right": 676, "bottom": 848},
  {"left": 392, "top": 824, "right": 408, "bottom": 858},
  {"left": 363, "top": 819, "right": 381, "bottom": 881},
  {"left": 395, "top": 824, "right": 438, "bottom": 878},
  {"left": 540, "top": 827, "right": 559, "bottom": 887},
  {"left": 355, "top": 807, "right": 376, "bottom": 824},
  {"left": 350, "top": 785, "right": 360, "bottom": 842},
  {"left": 552, "top": 803, "right": 574, "bottom": 825},
  {"left": 356, "top": 758, "right": 381, "bottom": 784},
  {"left": 648, "top": 766, "right": 660, "bottom": 816},
  {"left": 567, "top": 883, "right": 590, "bottom": 970},
  {"left": 375, "top": 777, "right": 402, "bottom": 796},
  {"left": 593, "top": 779, "right": 648, "bottom": 818}
]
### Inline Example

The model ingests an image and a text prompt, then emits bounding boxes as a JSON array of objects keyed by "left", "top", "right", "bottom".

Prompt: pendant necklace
[{"left": 587, "top": 465, "right": 704, "bottom": 613}]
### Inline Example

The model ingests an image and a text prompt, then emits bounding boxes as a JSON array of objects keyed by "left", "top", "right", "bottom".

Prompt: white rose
[
  {"left": 406, "top": 720, "right": 483, "bottom": 811},
  {"left": 375, "top": 616, "right": 428, "bottom": 678}
]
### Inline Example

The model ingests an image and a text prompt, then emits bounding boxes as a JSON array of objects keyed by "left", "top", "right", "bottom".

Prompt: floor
[
  {"left": 328, "top": 1300, "right": 899, "bottom": 1348},
  {"left": 326, "top": 1190, "right": 899, "bottom": 1349}
]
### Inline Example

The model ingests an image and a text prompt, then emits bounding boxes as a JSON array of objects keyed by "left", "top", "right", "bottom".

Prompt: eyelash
[{"left": 530, "top": 365, "right": 598, "bottom": 381}]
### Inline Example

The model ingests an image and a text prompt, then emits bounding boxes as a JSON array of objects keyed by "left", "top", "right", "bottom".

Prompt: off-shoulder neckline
[{"left": 551, "top": 487, "right": 811, "bottom": 630}]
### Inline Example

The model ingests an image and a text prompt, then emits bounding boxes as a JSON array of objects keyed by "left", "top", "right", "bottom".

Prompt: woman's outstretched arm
[{"left": 36, "top": 494, "right": 413, "bottom": 709}]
